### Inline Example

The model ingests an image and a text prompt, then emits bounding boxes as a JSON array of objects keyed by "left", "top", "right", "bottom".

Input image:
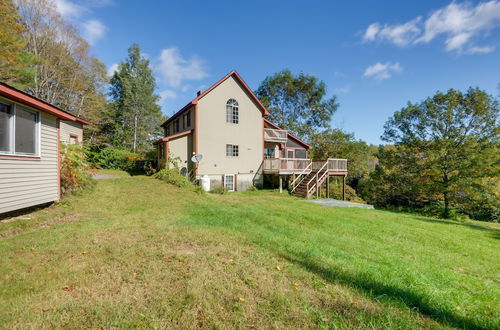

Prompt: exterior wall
[
  {"left": 197, "top": 75, "right": 263, "bottom": 189},
  {"left": 60, "top": 120, "right": 83, "bottom": 143},
  {"left": 204, "top": 173, "right": 262, "bottom": 191},
  {"left": 0, "top": 111, "right": 59, "bottom": 214},
  {"left": 168, "top": 133, "right": 193, "bottom": 174},
  {"left": 164, "top": 107, "right": 194, "bottom": 137}
]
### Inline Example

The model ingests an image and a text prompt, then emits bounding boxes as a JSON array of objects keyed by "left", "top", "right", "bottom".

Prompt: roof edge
[
  {"left": 264, "top": 119, "right": 311, "bottom": 149},
  {"left": 0, "top": 82, "right": 91, "bottom": 125},
  {"left": 160, "top": 70, "right": 270, "bottom": 128}
]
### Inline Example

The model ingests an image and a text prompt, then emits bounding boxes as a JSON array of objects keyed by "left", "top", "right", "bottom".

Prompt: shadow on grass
[
  {"left": 403, "top": 214, "right": 500, "bottom": 240},
  {"left": 277, "top": 249, "right": 491, "bottom": 330}
]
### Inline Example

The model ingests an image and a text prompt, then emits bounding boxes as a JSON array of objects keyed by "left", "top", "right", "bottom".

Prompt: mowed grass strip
[{"left": 0, "top": 173, "right": 498, "bottom": 329}]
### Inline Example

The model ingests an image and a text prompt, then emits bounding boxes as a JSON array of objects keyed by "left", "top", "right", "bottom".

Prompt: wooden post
[
  {"left": 342, "top": 175, "right": 346, "bottom": 201},
  {"left": 279, "top": 175, "right": 283, "bottom": 193},
  {"left": 316, "top": 173, "right": 319, "bottom": 198},
  {"left": 326, "top": 175, "right": 330, "bottom": 199}
]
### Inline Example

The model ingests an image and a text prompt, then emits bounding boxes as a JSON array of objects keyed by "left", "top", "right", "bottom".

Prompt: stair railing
[
  {"left": 290, "top": 161, "right": 312, "bottom": 193},
  {"left": 306, "top": 160, "right": 329, "bottom": 198}
]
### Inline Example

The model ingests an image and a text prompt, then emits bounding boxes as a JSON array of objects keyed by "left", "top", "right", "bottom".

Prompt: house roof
[
  {"left": 0, "top": 82, "right": 91, "bottom": 125},
  {"left": 161, "top": 70, "right": 270, "bottom": 127},
  {"left": 153, "top": 130, "right": 192, "bottom": 145},
  {"left": 264, "top": 119, "right": 311, "bottom": 149}
]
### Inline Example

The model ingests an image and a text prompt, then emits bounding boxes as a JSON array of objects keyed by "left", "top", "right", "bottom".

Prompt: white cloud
[
  {"left": 52, "top": 0, "right": 109, "bottom": 45},
  {"left": 467, "top": 45, "right": 495, "bottom": 54},
  {"left": 333, "top": 85, "right": 351, "bottom": 94},
  {"left": 159, "top": 90, "right": 177, "bottom": 106},
  {"left": 363, "top": 0, "right": 500, "bottom": 54},
  {"left": 53, "top": 0, "right": 86, "bottom": 18},
  {"left": 363, "top": 18, "right": 421, "bottom": 46},
  {"left": 363, "top": 62, "right": 402, "bottom": 80},
  {"left": 107, "top": 63, "right": 118, "bottom": 77},
  {"left": 82, "top": 19, "right": 107, "bottom": 45},
  {"left": 156, "top": 48, "right": 208, "bottom": 88}
]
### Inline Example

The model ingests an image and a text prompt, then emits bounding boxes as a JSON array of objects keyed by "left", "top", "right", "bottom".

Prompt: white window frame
[
  {"left": 224, "top": 174, "right": 235, "bottom": 192},
  {"left": 0, "top": 101, "right": 41, "bottom": 158},
  {"left": 226, "top": 144, "right": 239, "bottom": 157},
  {"left": 226, "top": 99, "right": 239, "bottom": 124}
]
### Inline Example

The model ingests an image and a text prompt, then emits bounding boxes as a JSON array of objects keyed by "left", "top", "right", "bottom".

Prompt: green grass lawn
[{"left": 1, "top": 173, "right": 499, "bottom": 329}]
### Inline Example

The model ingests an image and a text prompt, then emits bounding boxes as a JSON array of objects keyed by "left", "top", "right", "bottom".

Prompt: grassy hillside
[{"left": 1, "top": 172, "right": 498, "bottom": 329}]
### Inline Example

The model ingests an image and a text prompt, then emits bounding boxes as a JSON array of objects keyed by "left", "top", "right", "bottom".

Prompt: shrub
[
  {"left": 193, "top": 185, "right": 206, "bottom": 195},
  {"left": 95, "top": 147, "right": 141, "bottom": 171},
  {"left": 209, "top": 186, "right": 227, "bottom": 194},
  {"left": 153, "top": 168, "right": 190, "bottom": 188},
  {"left": 60, "top": 144, "right": 95, "bottom": 196}
]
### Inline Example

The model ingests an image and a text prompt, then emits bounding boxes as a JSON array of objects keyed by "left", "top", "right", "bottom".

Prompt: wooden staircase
[{"left": 290, "top": 161, "right": 330, "bottom": 198}]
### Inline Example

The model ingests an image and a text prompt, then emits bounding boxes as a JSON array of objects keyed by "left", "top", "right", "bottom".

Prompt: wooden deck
[{"left": 263, "top": 158, "right": 347, "bottom": 175}]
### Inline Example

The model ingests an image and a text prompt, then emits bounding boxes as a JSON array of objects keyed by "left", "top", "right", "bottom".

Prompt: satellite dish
[{"left": 191, "top": 154, "right": 203, "bottom": 163}]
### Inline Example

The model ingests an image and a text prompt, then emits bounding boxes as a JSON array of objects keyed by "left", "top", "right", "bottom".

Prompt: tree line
[{"left": 1, "top": 0, "right": 498, "bottom": 221}]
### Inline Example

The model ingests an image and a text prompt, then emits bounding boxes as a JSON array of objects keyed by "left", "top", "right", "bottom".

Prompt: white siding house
[{"left": 0, "top": 82, "right": 90, "bottom": 215}]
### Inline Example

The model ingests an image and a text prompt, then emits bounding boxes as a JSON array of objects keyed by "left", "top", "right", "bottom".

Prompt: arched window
[{"left": 226, "top": 99, "right": 239, "bottom": 124}]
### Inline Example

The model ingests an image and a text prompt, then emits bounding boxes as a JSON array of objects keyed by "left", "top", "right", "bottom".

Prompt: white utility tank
[{"left": 200, "top": 175, "right": 210, "bottom": 191}]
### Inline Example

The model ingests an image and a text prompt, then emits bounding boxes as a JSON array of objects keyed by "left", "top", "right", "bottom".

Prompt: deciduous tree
[
  {"left": 255, "top": 70, "right": 338, "bottom": 140},
  {"left": 377, "top": 88, "right": 499, "bottom": 219}
]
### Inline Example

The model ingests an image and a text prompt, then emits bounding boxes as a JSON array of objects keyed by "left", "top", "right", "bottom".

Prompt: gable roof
[
  {"left": 161, "top": 70, "right": 269, "bottom": 127},
  {"left": 264, "top": 119, "right": 311, "bottom": 149},
  {"left": 0, "top": 82, "right": 91, "bottom": 125}
]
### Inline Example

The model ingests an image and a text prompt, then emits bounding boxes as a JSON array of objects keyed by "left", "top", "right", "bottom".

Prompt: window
[
  {"left": 226, "top": 144, "right": 239, "bottom": 157},
  {"left": 0, "top": 103, "right": 12, "bottom": 153},
  {"left": 174, "top": 119, "right": 179, "bottom": 133},
  {"left": 165, "top": 125, "right": 170, "bottom": 136},
  {"left": 185, "top": 111, "right": 191, "bottom": 127},
  {"left": 69, "top": 135, "right": 78, "bottom": 145},
  {"left": 295, "top": 149, "right": 306, "bottom": 159},
  {"left": 224, "top": 174, "right": 235, "bottom": 192},
  {"left": 0, "top": 103, "right": 39, "bottom": 157},
  {"left": 264, "top": 148, "right": 274, "bottom": 159},
  {"left": 226, "top": 99, "right": 239, "bottom": 124},
  {"left": 287, "top": 149, "right": 294, "bottom": 158}
]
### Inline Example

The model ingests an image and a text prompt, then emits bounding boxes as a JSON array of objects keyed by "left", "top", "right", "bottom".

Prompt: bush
[
  {"left": 94, "top": 147, "right": 141, "bottom": 171},
  {"left": 60, "top": 144, "right": 95, "bottom": 196},
  {"left": 153, "top": 168, "right": 190, "bottom": 188},
  {"left": 193, "top": 185, "right": 206, "bottom": 195}
]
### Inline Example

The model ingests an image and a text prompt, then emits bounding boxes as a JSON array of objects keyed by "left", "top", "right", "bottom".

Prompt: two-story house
[{"left": 154, "top": 71, "right": 347, "bottom": 198}]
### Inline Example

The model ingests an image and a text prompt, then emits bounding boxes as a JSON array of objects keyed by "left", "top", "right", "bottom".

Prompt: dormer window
[{"left": 226, "top": 99, "right": 239, "bottom": 124}]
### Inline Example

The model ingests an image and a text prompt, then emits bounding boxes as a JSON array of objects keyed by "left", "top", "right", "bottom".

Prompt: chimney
[{"left": 197, "top": 90, "right": 203, "bottom": 96}]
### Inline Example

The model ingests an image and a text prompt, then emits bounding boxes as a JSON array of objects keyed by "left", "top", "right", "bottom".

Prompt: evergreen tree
[{"left": 109, "top": 44, "right": 164, "bottom": 153}]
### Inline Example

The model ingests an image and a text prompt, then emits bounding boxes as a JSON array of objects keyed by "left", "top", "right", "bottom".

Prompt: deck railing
[
  {"left": 263, "top": 158, "right": 312, "bottom": 173},
  {"left": 264, "top": 128, "right": 288, "bottom": 143},
  {"left": 263, "top": 158, "right": 347, "bottom": 174}
]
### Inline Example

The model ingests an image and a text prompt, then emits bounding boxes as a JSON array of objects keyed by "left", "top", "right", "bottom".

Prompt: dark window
[
  {"left": 0, "top": 103, "right": 12, "bottom": 153},
  {"left": 226, "top": 144, "right": 239, "bottom": 157},
  {"left": 15, "top": 107, "right": 38, "bottom": 154},
  {"left": 295, "top": 149, "right": 306, "bottom": 159},
  {"left": 186, "top": 111, "right": 191, "bottom": 127},
  {"left": 174, "top": 119, "right": 179, "bottom": 133},
  {"left": 226, "top": 99, "right": 239, "bottom": 124},
  {"left": 165, "top": 125, "right": 170, "bottom": 136}
]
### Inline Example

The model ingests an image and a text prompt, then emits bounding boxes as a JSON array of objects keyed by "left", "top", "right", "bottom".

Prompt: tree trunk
[
  {"left": 443, "top": 173, "right": 450, "bottom": 218},
  {"left": 133, "top": 115, "right": 138, "bottom": 153}
]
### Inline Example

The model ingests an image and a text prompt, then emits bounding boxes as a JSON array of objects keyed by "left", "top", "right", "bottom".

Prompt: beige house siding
[
  {"left": 60, "top": 120, "right": 83, "bottom": 144},
  {"left": 197, "top": 76, "right": 263, "bottom": 189},
  {"left": 164, "top": 107, "right": 194, "bottom": 137},
  {"left": 0, "top": 111, "right": 59, "bottom": 214},
  {"left": 168, "top": 133, "right": 193, "bottom": 174}
]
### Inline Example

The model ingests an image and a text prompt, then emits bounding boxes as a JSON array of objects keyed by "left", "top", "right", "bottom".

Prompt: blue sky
[{"left": 56, "top": 0, "right": 500, "bottom": 144}]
